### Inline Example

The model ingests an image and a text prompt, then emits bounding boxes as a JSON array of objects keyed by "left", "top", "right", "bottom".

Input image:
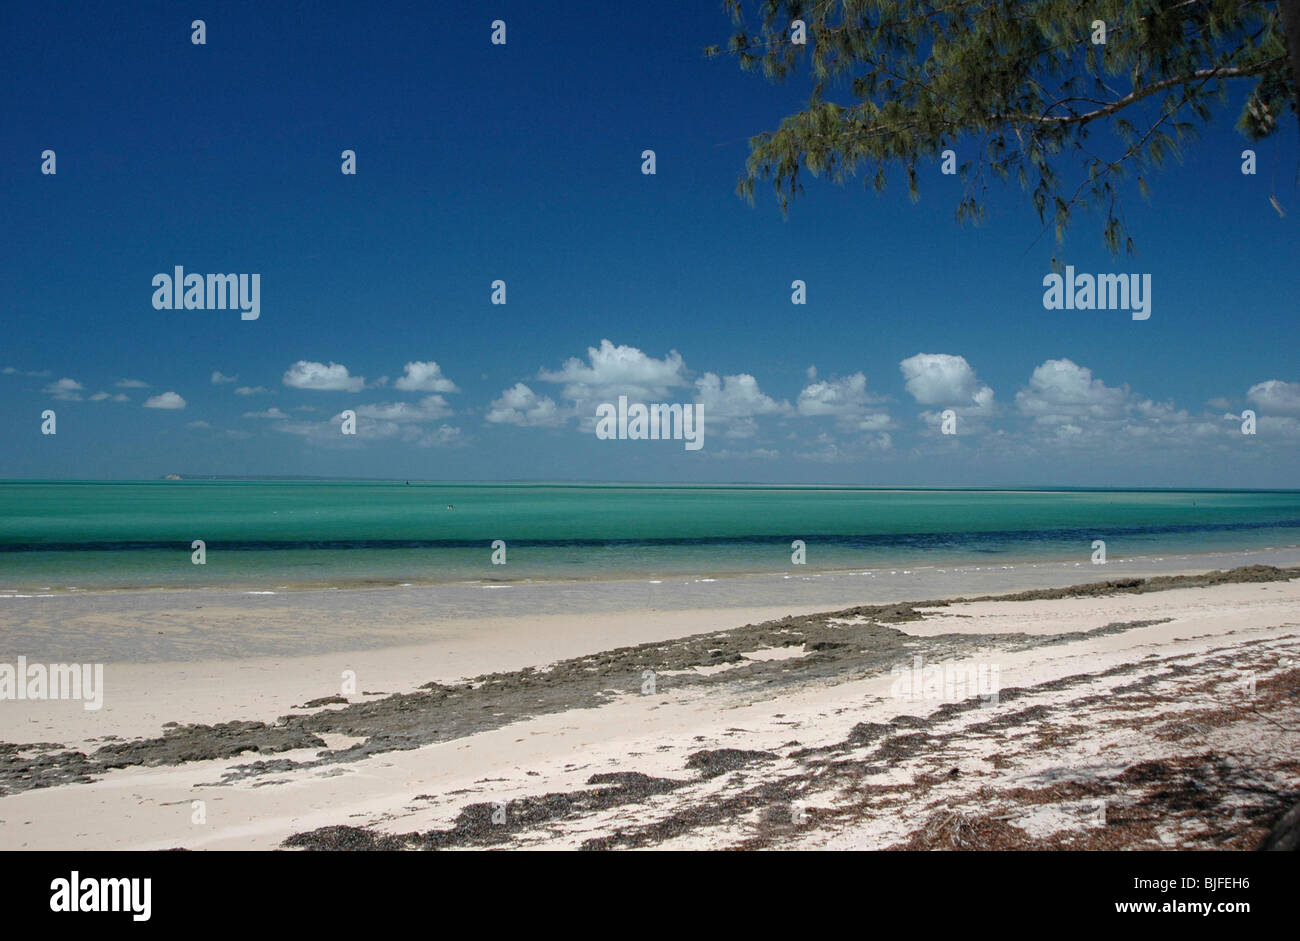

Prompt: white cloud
[
  {"left": 523, "top": 342, "right": 902, "bottom": 445},
  {"left": 235, "top": 386, "right": 270, "bottom": 396},
  {"left": 44, "top": 378, "right": 83, "bottom": 401},
  {"left": 1004, "top": 358, "right": 1234, "bottom": 455},
  {"left": 693, "top": 372, "right": 790, "bottom": 438},
  {"left": 242, "top": 407, "right": 289, "bottom": 420},
  {"left": 210, "top": 371, "right": 238, "bottom": 385},
  {"left": 1248, "top": 379, "right": 1300, "bottom": 414},
  {"left": 394, "top": 361, "right": 459, "bottom": 393},
  {"left": 531, "top": 340, "right": 695, "bottom": 435},
  {"left": 796, "top": 373, "right": 879, "bottom": 416},
  {"left": 694, "top": 373, "right": 788, "bottom": 419},
  {"left": 901, "top": 353, "right": 996, "bottom": 436},
  {"left": 1015, "top": 359, "right": 1129, "bottom": 424},
  {"left": 539, "top": 339, "right": 688, "bottom": 402},
  {"left": 353, "top": 396, "right": 452, "bottom": 422},
  {"left": 115, "top": 378, "right": 149, "bottom": 389},
  {"left": 1256, "top": 415, "right": 1300, "bottom": 439},
  {"left": 792, "top": 373, "right": 896, "bottom": 445},
  {"left": 283, "top": 360, "right": 364, "bottom": 392},
  {"left": 143, "top": 391, "right": 186, "bottom": 410},
  {"left": 486, "top": 383, "right": 562, "bottom": 426},
  {"left": 899, "top": 353, "right": 994, "bottom": 408}
]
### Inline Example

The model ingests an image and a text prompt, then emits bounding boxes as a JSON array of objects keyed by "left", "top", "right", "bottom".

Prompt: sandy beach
[{"left": 2, "top": 560, "right": 1298, "bottom": 851}]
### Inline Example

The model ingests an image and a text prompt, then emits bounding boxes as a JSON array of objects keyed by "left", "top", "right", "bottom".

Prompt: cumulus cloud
[
  {"left": 539, "top": 339, "right": 688, "bottom": 403},
  {"left": 44, "top": 378, "right": 83, "bottom": 401},
  {"left": 792, "top": 372, "right": 895, "bottom": 445},
  {"left": 694, "top": 373, "right": 788, "bottom": 419},
  {"left": 1008, "top": 358, "right": 1229, "bottom": 452},
  {"left": 519, "top": 342, "right": 921, "bottom": 447},
  {"left": 1015, "top": 359, "right": 1129, "bottom": 425},
  {"left": 486, "top": 383, "right": 562, "bottom": 426},
  {"left": 796, "top": 373, "right": 880, "bottom": 416},
  {"left": 900, "top": 353, "right": 996, "bottom": 436},
  {"left": 143, "top": 391, "right": 186, "bottom": 410},
  {"left": 900, "top": 353, "right": 994, "bottom": 408},
  {"left": 529, "top": 339, "right": 696, "bottom": 435},
  {"left": 283, "top": 360, "right": 364, "bottom": 392},
  {"left": 88, "top": 391, "right": 129, "bottom": 402},
  {"left": 210, "top": 371, "right": 238, "bottom": 385},
  {"left": 394, "top": 361, "right": 459, "bottom": 393},
  {"left": 1248, "top": 379, "right": 1300, "bottom": 414},
  {"left": 693, "top": 372, "right": 790, "bottom": 438},
  {"left": 235, "top": 386, "right": 269, "bottom": 396}
]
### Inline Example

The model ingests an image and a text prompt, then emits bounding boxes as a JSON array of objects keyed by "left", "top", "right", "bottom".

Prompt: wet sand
[{"left": 3, "top": 545, "right": 1296, "bottom": 665}]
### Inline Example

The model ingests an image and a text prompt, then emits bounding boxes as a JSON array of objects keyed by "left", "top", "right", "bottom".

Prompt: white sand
[{"left": 1, "top": 579, "right": 1298, "bottom": 850}]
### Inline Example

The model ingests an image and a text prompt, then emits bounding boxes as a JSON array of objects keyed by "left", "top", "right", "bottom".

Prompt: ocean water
[{"left": 0, "top": 481, "right": 1298, "bottom": 591}]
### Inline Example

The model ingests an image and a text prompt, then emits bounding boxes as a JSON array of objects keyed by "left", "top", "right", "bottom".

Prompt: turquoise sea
[{"left": 1, "top": 481, "right": 1298, "bottom": 590}]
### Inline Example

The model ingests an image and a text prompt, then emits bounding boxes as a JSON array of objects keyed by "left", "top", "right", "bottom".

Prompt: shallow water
[{"left": 2, "top": 481, "right": 1298, "bottom": 591}]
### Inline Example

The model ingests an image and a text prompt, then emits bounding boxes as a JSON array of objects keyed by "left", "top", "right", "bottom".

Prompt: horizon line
[{"left": 2, "top": 477, "right": 1298, "bottom": 494}]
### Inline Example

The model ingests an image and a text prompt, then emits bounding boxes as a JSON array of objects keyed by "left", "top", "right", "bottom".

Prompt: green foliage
[{"left": 708, "top": 0, "right": 1294, "bottom": 252}]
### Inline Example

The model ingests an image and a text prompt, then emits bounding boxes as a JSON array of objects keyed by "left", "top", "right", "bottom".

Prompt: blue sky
[{"left": 1, "top": 0, "right": 1297, "bottom": 486}]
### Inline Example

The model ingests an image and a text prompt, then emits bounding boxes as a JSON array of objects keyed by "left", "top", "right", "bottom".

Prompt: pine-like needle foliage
[{"left": 707, "top": 0, "right": 1295, "bottom": 253}]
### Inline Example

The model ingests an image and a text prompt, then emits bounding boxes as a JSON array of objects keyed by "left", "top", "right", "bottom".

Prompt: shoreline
[
  {"left": 1, "top": 563, "right": 1298, "bottom": 850},
  {"left": 3, "top": 547, "right": 1299, "bottom": 670},
  {"left": 2, "top": 542, "right": 1297, "bottom": 596}
]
